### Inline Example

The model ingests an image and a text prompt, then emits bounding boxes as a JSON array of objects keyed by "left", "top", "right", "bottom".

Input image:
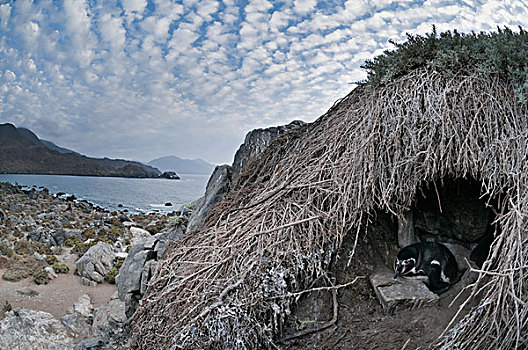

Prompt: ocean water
[{"left": 0, "top": 174, "right": 209, "bottom": 213}]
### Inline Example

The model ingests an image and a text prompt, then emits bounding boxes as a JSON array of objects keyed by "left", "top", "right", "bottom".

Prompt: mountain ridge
[
  {"left": 148, "top": 155, "right": 215, "bottom": 175},
  {"left": 0, "top": 123, "right": 161, "bottom": 178}
]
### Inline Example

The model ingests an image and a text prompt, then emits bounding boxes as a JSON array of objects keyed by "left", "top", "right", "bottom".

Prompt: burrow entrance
[{"left": 283, "top": 177, "right": 500, "bottom": 349}]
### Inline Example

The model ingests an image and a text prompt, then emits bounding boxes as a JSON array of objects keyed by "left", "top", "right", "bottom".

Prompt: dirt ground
[
  {"left": 0, "top": 250, "right": 116, "bottom": 319},
  {"left": 281, "top": 213, "right": 482, "bottom": 350}
]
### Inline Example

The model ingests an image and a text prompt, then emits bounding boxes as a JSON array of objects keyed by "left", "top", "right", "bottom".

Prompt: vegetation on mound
[
  {"left": 45, "top": 255, "right": 58, "bottom": 265},
  {"left": 105, "top": 257, "right": 125, "bottom": 284},
  {"left": 362, "top": 26, "right": 528, "bottom": 101},
  {"left": 33, "top": 269, "right": 50, "bottom": 285},
  {"left": 52, "top": 263, "right": 69, "bottom": 274}
]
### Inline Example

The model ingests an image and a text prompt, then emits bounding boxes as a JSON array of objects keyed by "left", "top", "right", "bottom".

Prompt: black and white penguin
[{"left": 393, "top": 242, "right": 461, "bottom": 295}]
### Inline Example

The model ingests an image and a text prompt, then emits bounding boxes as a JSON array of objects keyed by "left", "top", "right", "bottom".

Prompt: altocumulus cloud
[{"left": 1, "top": 0, "right": 527, "bottom": 164}]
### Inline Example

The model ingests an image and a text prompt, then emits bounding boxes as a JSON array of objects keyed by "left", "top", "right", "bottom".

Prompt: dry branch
[{"left": 132, "top": 69, "right": 528, "bottom": 350}]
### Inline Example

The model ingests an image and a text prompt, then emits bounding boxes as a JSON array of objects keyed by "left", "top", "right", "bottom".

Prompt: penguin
[{"left": 393, "top": 242, "right": 461, "bottom": 295}]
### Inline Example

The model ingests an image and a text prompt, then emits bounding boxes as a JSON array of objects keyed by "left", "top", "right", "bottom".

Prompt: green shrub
[
  {"left": 52, "top": 263, "right": 69, "bottom": 274},
  {"left": 33, "top": 269, "right": 49, "bottom": 285},
  {"left": 45, "top": 255, "right": 58, "bottom": 265},
  {"left": 14, "top": 240, "right": 33, "bottom": 255},
  {"left": 64, "top": 237, "right": 76, "bottom": 247},
  {"left": 362, "top": 26, "right": 528, "bottom": 102},
  {"left": 145, "top": 222, "right": 165, "bottom": 235},
  {"left": 0, "top": 246, "right": 14, "bottom": 258},
  {"left": 81, "top": 227, "right": 96, "bottom": 240},
  {"left": 105, "top": 257, "right": 125, "bottom": 284},
  {"left": 105, "top": 268, "right": 119, "bottom": 284}
]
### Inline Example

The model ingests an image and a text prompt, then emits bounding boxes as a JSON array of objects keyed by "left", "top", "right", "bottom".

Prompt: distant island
[
  {"left": 148, "top": 155, "right": 215, "bottom": 176},
  {"left": 0, "top": 123, "right": 161, "bottom": 178}
]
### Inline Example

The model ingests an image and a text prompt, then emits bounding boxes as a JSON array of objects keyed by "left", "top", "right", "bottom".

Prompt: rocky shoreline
[
  {"left": 0, "top": 181, "right": 190, "bottom": 349},
  {"left": 0, "top": 120, "right": 306, "bottom": 349}
]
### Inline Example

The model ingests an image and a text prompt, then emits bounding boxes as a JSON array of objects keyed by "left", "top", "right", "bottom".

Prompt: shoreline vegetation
[
  {"left": 0, "top": 180, "right": 192, "bottom": 346},
  {"left": 0, "top": 180, "right": 176, "bottom": 298}
]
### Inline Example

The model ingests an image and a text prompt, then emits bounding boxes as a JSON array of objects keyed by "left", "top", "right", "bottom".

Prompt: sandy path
[{"left": 0, "top": 251, "right": 116, "bottom": 319}]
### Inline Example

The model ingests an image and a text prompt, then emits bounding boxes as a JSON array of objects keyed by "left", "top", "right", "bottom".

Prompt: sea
[{"left": 0, "top": 174, "right": 209, "bottom": 214}]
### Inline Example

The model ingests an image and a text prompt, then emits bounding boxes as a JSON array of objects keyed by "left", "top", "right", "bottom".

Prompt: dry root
[{"left": 132, "top": 69, "right": 528, "bottom": 350}]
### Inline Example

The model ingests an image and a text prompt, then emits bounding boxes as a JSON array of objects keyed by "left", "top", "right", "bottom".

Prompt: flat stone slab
[{"left": 370, "top": 268, "right": 439, "bottom": 314}]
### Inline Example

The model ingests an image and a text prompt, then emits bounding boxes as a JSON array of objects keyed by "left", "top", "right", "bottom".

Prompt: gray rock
[
  {"left": 129, "top": 227, "right": 151, "bottom": 246},
  {"left": 73, "top": 294, "right": 94, "bottom": 318},
  {"left": 92, "top": 293, "right": 127, "bottom": 346},
  {"left": 187, "top": 120, "right": 305, "bottom": 232},
  {"left": 140, "top": 260, "right": 157, "bottom": 295},
  {"left": 414, "top": 184, "right": 490, "bottom": 243},
  {"left": 61, "top": 313, "right": 91, "bottom": 336},
  {"left": 0, "top": 208, "right": 5, "bottom": 225},
  {"left": 370, "top": 268, "right": 439, "bottom": 314},
  {"left": 122, "top": 221, "right": 136, "bottom": 228},
  {"left": 77, "top": 338, "right": 103, "bottom": 350},
  {"left": 51, "top": 229, "right": 68, "bottom": 246},
  {"left": 187, "top": 165, "right": 232, "bottom": 232},
  {"left": 117, "top": 249, "right": 154, "bottom": 300},
  {"left": 116, "top": 226, "right": 183, "bottom": 318},
  {"left": 76, "top": 242, "right": 116, "bottom": 283},
  {"left": 45, "top": 266, "right": 58, "bottom": 279},
  {"left": 231, "top": 120, "right": 306, "bottom": 180},
  {"left": 80, "top": 277, "right": 98, "bottom": 287},
  {"left": 398, "top": 210, "right": 418, "bottom": 248},
  {"left": 0, "top": 307, "right": 75, "bottom": 349},
  {"left": 25, "top": 215, "right": 37, "bottom": 227}
]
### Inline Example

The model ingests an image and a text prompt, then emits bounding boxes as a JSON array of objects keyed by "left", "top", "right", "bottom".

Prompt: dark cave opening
[{"left": 408, "top": 177, "right": 499, "bottom": 267}]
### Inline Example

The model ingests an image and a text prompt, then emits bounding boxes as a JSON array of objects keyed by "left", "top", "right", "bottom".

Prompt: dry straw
[{"left": 132, "top": 68, "right": 528, "bottom": 349}]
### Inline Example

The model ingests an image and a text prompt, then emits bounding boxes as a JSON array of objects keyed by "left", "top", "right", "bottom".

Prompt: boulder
[
  {"left": 231, "top": 120, "right": 306, "bottom": 180},
  {"left": 0, "top": 307, "right": 75, "bottom": 349},
  {"left": 0, "top": 208, "right": 5, "bottom": 225},
  {"left": 129, "top": 227, "right": 151, "bottom": 246},
  {"left": 92, "top": 292, "right": 128, "bottom": 347},
  {"left": 61, "top": 295, "right": 93, "bottom": 337},
  {"left": 187, "top": 120, "right": 305, "bottom": 232},
  {"left": 75, "top": 242, "right": 116, "bottom": 283},
  {"left": 24, "top": 215, "right": 37, "bottom": 227},
  {"left": 45, "top": 266, "right": 58, "bottom": 279},
  {"left": 186, "top": 165, "right": 232, "bottom": 232},
  {"left": 116, "top": 224, "right": 185, "bottom": 318},
  {"left": 72, "top": 294, "right": 94, "bottom": 318}
]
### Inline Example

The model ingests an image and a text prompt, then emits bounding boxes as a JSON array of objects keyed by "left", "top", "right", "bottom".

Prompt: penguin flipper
[{"left": 424, "top": 264, "right": 450, "bottom": 295}]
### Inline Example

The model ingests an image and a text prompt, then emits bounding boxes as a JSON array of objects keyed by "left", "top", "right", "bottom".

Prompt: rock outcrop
[
  {"left": 187, "top": 120, "right": 306, "bottom": 232},
  {"left": 60, "top": 294, "right": 94, "bottom": 337},
  {"left": 117, "top": 220, "right": 187, "bottom": 318},
  {"left": 186, "top": 165, "right": 232, "bottom": 231},
  {"left": 0, "top": 308, "right": 76, "bottom": 349},
  {"left": 231, "top": 120, "right": 306, "bottom": 181},
  {"left": 92, "top": 292, "right": 128, "bottom": 348},
  {"left": 75, "top": 242, "right": 116, "bottom": 283}
]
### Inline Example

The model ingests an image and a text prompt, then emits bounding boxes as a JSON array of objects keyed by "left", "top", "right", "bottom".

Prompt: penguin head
[
  {"left": 394, "top": 257, "right": 416, "bottom": 278},
  {"left": 394, "top": 246, "right": 418, "bottom": 278}
]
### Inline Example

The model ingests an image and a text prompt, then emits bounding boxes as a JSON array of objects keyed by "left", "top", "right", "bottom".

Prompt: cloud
[{"left": 1, "top": 0, "right": 528, "bottom": 164}]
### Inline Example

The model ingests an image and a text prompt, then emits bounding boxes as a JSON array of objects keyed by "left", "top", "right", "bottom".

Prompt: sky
[{"left": 1, "top": 0, "right": 527, "bottom": 165}]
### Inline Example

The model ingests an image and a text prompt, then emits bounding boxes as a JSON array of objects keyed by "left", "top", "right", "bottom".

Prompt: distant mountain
[
  {"left": 0, "top": 123, "right": 161, "bottom": 178},
  {"left": 148, "top": 155, "right": 215, "bottom": 175},
  {"left": 40, "top": 139, "right": 79, "bottom": 155}
]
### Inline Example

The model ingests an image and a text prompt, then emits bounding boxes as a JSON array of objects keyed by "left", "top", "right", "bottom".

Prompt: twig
[
  {"left": 267, "top": 276, "right": 365, "bottom": 300},
  {"left": 280, "top": 288, "right": 339, "bottom": 342}
]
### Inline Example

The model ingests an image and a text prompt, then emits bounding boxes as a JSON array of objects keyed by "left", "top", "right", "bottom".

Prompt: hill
[
  {"left": 133, "top": 28, "right": 528, "bottom": 350},
  {"left": 147, "top": 155, "right": 214, "bottom": 175},
  {"left": 0, "top": 123, "right": 161, "bottom": 178}
]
